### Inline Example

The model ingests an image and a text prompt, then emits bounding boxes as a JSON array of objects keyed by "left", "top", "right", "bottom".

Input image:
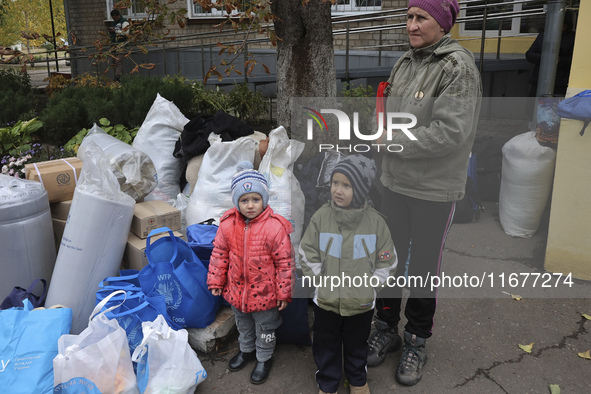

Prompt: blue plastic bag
[
  {"left": 138, "top": 227, "right": 222, "bottom": 329},
  {"left": 0, "top": 299, "right": 72, "bottom": 394},
  {"left": 557, "top": 89, "right": 591, "bottom": 135},
  {"left": 95, "top": 286, "right": 171, "bottom": 354},
  {"left": 186, "top": 219, "right": 218, "bottom": 269}
]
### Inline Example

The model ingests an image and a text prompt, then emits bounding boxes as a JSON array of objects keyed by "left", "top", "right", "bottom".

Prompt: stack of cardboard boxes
[{"left": 124, "top": 200, "right": 183, "bottom": 270}]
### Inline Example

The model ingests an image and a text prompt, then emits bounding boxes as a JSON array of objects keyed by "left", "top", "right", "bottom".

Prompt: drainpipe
[{"left": 536, "top": 0, "right": 568, "bottom": 97}]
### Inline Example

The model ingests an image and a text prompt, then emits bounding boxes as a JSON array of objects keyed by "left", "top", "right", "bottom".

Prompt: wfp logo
[{"left": 304, "top": 108, "right": 418, "bottom": 153}]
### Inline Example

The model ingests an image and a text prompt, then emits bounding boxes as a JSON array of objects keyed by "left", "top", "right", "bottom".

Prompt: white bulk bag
[
  {"left": 133, "top": 94, "right": 189, "bottom": 205},
  {"left": 45, "top": 142, "right": 135, "bottom": 334},
  {"left": 258, "top": 126, "right": 306, "bottom": 261},
  {"left": 0, "top": 175, "right": 56, "bottom": 297},
  {"left": 499, "top": 131, "right": 556, "bottom": 237},
  {"left": 80, "top": 124, "right": 157, "bottom": 201},
  {"left": 185, "top": 133, "right": 257, "bottom": 226}
]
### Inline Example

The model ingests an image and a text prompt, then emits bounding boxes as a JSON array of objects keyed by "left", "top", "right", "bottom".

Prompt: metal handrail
[{"left": 38, "top": 1, "right": 556, "bottom": 85}]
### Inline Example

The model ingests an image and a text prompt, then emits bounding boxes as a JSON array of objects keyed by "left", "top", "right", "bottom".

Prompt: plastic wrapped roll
[
  {"left": 46, "top": 142, "right": 135, "bottom": 334},
  {"left": 0, "top": 175, "right": 56, "bottom": 297}
]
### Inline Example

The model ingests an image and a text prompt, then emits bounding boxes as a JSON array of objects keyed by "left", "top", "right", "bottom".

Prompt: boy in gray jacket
[{"left": 299, "top": 154, "right": 398, "bottom": 394}]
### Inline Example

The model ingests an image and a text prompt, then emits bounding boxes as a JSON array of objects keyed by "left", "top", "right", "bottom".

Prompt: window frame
[{"left": 459, "top": 0, "right": 530, "bottom": 37}]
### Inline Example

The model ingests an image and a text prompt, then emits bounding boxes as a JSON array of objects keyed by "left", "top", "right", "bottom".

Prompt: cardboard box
[
  {"left": 131, "top": 200, "right": 181, "bottom": 239},
  {"left": 52, "top": 218, "right": 67, "bottom": 253},
  {"left": 123, "top": 230, "right": 184, "bottom": 271},
  {"left": 50, "top": 200, "right": 72, "bottom": 221},
  {"left": 25, "top": 158, "right": 83, "bottom": 203}
]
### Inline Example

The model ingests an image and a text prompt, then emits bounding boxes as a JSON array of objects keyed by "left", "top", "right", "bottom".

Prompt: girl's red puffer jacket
[{"left": 207, "top": 205, "right": 293, "bottom": 313}]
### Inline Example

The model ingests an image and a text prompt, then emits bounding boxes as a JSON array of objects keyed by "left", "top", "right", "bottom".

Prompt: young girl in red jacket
[{"left": 207, "top": 162, "right": 293, "bottom": 385}]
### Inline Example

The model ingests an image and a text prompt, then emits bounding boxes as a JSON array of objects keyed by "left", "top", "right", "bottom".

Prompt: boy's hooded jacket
[
  {"left": 299, "top": 201, "right": 397, "bottom": 317},
  {"left": 207, "top": 205, "right": 293, "bottom": 313}
]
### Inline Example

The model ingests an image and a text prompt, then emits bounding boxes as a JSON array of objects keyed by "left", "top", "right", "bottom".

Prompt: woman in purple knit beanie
[{"left": 367, "top": 0, "right": 483, "bottom": 389}]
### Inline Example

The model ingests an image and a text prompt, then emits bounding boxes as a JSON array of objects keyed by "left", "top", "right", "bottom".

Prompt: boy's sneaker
[
  {"left": 367, "top": 318, "right": 401, "bottom": 367},
  {"left": 396, "top": 331, "right": 427, "bottom": 386}
]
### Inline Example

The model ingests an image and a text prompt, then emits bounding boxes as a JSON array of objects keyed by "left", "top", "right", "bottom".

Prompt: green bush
[
  {"left": 0, "top": 69, "right": 36, "bottom": 126},
  {"left": 228, "top": 83, "right": 268, "bottom": 125},
  {"left": 112, "top": 75, "right": 196, "bottom": 126},
  {"left": 39, "top": 75, "right": 194, "bottom": 145},
  {"left": 39, "top": 86, "right": 107, "bottom": 145},
  {"left": 192, "top": 82, "right": 268, "bottom": 125},
  {"left": 64, "top": 118, "right": 139, "bottom": 154},
  {"left": 0, "top": 118, "right": 43, "bottom": 157}
]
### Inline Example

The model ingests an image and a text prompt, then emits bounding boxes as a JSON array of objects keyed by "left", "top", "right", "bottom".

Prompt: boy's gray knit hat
[
  {"left": 331, "top": 154, "right": 376, "bottom": 208},
  {"left": 231, "top": 161, "right": 269, "bottom": 209}
]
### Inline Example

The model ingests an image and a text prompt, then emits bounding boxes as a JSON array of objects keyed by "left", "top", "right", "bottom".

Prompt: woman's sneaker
[
  {"left": 396, "top": 331, "right": 427, "bottom": 386},
  {"left": 367, "top": 318, "right": 402, "bottom": 367}
]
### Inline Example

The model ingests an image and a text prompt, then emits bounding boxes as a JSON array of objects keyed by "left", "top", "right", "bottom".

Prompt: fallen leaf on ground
[
  {"left": 519, "top": 343, "right": 534, "bottom": 353},
  {"left": 577, "top": 350, "right": 591, "bottom": 360},
  {"left": 511, "top": 294, "right": 522, "bottom": 301},
  {"left": 582, "top": 313, "right": 591, "bottom": 320},
  {"left": 549, "top": 384, "right": 561, "bottom": 394}
]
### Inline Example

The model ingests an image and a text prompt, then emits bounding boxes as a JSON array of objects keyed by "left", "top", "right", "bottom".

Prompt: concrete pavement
[{"left": 194, "top": 201, "right": 591, "bottom": 393}]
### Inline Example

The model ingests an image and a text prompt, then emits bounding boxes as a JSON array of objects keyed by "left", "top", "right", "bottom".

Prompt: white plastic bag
[
  {"left": 133, "top": 94, "right": 189, "bottom": 205},
  {"left": 80, "top": 124, "right": 157, "bottom": 201},
  {"left": 258, "top": 126, "right": 306, "bottom": 262},
  {"left": 499, "top": 131, "right": 556, "bottom": 237},
  {"left": 185, "top": 133, "right": 257, "bottom": 226},
  {"left": 132, "top": 315, "right": 207, "bottom": 394},
  {"left": 53, "top": 290, "right": 139, "bottom": 394}
]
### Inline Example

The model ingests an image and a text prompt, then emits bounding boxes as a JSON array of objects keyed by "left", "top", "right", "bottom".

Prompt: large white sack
[
  {"left": 45, "top": 142, "right": 135, "bottom": 334},
  {"left": 185, "top": 133, "right": 257, "bottom": 226},
  {"left": 132, "top": 94, "right": 189, "bottom": 205},
  {"left": 80, "top": 124, "right": 157, "bottom": 201},
  {"left": 0, "top": 175, "right": 56, "bottom": 297},
  {"left": 258, "top": 126, "right": 305, "bottom": 265},
  {"left": 499, "top": 131, "right": 556, "bottom": 237}
]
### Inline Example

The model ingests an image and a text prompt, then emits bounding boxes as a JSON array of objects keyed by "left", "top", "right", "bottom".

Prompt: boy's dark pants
[{"left": 313, "top": 304, "right": 373, "bottom": 392}]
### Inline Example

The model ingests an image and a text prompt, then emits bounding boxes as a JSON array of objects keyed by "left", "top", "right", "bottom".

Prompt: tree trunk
[{"left": 271, "top": 0, "right": 336, "bottom": 151}]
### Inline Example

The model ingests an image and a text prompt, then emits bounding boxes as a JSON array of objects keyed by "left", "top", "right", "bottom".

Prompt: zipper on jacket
[
  {"left": 361, "top": 238, "right": 375, "bottom": 274},
  {"left": 320, "top": 237, "right": 334, "bottom": 277},
  {"left": 241, "top": 223, "right": 249, "bottom": 311}
]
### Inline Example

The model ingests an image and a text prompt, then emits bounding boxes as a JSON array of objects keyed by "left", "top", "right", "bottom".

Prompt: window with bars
[
  {"left": 332, "top": 0, "right": 382, "bottom": 13},
  {"left": 106, "top": 0, "right": 149, "bottom": 19},
  {"left": 188, "top": 0, "right": 256, "bottom": 18},
  {"left": 459, "top": 0, "right": 546, "bottom": 37}
]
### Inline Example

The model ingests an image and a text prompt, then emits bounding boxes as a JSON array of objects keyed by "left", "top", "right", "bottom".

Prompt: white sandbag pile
[
  {"left": 499, "top": 131, "right": 556, "bottom": 237},
  {"left": 185, "top": 133, "right": 257, "bottom": 226},
  {"left": 80, "top": 124, "right": 157, "bottom": 201},
  {"left": 133, "top": 94, "right": 189, "bottom": 205},
  {"left": 258, "top": 126, "right": 306, "bottom": 261},
  {"left": 45, "top": 142, "right": 135, "bottom": 334},
  {"left": 0, "top": 175, "right": 56, "bottom": 296}
]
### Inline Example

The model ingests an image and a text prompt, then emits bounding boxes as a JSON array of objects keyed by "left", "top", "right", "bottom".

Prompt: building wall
[{"left": 545, "top": 1, "right": 591, "bottom": 280}]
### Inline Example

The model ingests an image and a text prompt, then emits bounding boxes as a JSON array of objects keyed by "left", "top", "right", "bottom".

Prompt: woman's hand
[
  {"left": 277, "top": 300, "right": 289, "bottom": 311},
  {"left": 210, "top": 288, "right": 222, "bottom": 296}
]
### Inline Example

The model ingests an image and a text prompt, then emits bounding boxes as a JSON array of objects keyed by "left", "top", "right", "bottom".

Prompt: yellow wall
[
  {"left": 450, "top": 25, "right": 536, "bottom": 53},
  {"left": 545, "top": 1, "right": 591, "bottom": 280}
]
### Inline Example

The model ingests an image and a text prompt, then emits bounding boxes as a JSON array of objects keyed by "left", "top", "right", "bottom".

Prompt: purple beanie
[{"left": 408, "top": 0, "right": 460, "bottom": 33}]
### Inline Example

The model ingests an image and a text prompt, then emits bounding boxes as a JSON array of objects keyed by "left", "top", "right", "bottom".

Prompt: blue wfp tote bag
[
  {"left": 138, "top": 227, "right": 222, "bottom": 329},
  {"left": 0, "top": 299, "right": 72, "bottom": 394}
]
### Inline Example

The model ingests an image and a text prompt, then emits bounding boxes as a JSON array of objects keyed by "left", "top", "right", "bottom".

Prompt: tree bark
[{"left": 271, "top": 0, "right": 336, "bottom": 148}]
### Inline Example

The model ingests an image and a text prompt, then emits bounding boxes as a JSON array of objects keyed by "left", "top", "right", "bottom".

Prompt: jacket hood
[{"left": 406, "top": 34, "right": 471, "bottom": 60}]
